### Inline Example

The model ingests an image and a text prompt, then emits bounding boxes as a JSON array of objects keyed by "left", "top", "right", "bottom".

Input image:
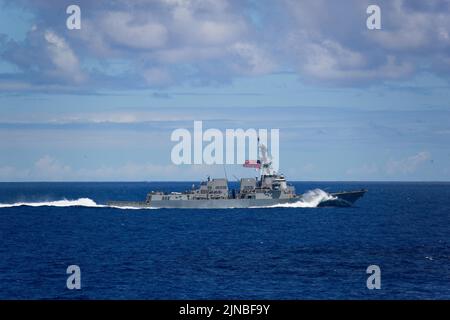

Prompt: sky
[{"left": 0, "top": 0, "right": 449, "bottom": 181}]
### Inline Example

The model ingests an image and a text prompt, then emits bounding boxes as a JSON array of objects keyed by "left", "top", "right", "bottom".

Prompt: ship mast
[
  {"left": 258, "top": 137, "right": 275, "bottom": 177},
  {"left": 242, "top": 136, "right": 272, "bottom": 178},
  {"left": 257, "top": 136, "right": 261, "bottom": 179}
]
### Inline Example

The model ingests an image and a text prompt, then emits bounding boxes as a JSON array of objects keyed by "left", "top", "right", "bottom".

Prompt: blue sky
[{"left": 0, "top": 0, "right": 449, "bottom": 181}]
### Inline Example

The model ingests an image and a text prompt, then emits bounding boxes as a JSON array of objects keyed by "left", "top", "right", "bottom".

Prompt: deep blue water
[{"left": 0, "top": 182, "right": 449, "bottom": 299}]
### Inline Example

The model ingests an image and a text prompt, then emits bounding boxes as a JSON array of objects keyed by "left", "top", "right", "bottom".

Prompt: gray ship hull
[
  {"left": 108, "top": 190, "right": 366, "bottom": 209},
  {"left": 108, "top": 197, "right": 298, "bottom": 209}
]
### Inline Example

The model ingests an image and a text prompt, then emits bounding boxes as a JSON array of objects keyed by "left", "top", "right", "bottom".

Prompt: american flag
[{"left": 243, "top": 160, "right": 261, "bottom": 169}]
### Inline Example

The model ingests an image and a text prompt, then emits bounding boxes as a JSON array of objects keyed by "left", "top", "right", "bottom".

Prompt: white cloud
[
  {"left": 3, "top": 0, "right": 450, "bottom": 90},
  {"left": 34, "top": 155, "right": 73, "bottom": 180},
  {"left": 370, "top": 0, "right": 450, "bottom": 51},
  {"left": 346, "top": 151, "right": 433, "bottom": 179},
  {"left": 44, "top": 30, "right": 86, "bottom": 83},
  {"left": 386, "top": 151, "right": 431, "bottom": 175},
  {"left": 286, "top": 30, "right": 414, "bottom": 83},
  {"left": 0, "top": 156, "right": 73, "bottom": 181},
  {"left": 166, "top": 0, "right": 244, "bottom": 46},
  {"left": 228, "top": 42, "right": 276, "bottom": 75},
  {"left": 153, "top": 46, "right": 224, "bottom": 64},
  {"left": 299, "top": 39, "right": 366, "bottom": 80},
  {"left": 100, "top": 12, "right": 168, "bottom": 50}
]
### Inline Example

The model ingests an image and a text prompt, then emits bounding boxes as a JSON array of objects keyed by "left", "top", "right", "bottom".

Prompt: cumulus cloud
[
  {"left": 0, "top": 156, "right": 72, "bottom": 181},
  {"left": 1, "top": 0, "right": 450, "bottom": 90},
  {"left": 279, "top": 0, "right": 446, "bottom": 84},
  {"left": 99, "top": 11, "right": 168, "bottom": 50},
  {"left": 370, "top": 0, "right": 450, "bottom": 51},
  {"left": 346, "top": 151, "right": 432, "bottom": 179},
  {"left": 44, "top": 30, "right": 86, "bottom": 83},
  {"left": 34, "top": 155, "right": 73, "bottom": 180},
  {"left": 228, "top": 42, "right": 276, "bottom": 75},
  {"left": 1, "top": 27, "right": 86, "bottom": 85},
  {"left": 386, "top": 151, "right": 431, "bottom": 175}
]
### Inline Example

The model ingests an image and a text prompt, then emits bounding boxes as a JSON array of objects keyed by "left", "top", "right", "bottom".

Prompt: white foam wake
[
  {"left": 0, "top": 198, "right": 103, "bottom": 208},
  {"left": 0, "top": 198, "right": 159, "bottom": 210},
  {"left": 0, "top": 190, "right": 334, "bottom": 210},
  {"left": 265, "top": 189, "right": 336, "bottom": 208}
]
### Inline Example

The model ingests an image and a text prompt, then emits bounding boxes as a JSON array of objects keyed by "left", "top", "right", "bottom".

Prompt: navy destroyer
[{"left": 108, "top": 143, "right": 366, "bottom": 209}]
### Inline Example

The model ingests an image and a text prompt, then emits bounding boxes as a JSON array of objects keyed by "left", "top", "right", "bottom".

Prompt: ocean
[{"left": 0, "top": 181, "right": 449, "bottom": 299}]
